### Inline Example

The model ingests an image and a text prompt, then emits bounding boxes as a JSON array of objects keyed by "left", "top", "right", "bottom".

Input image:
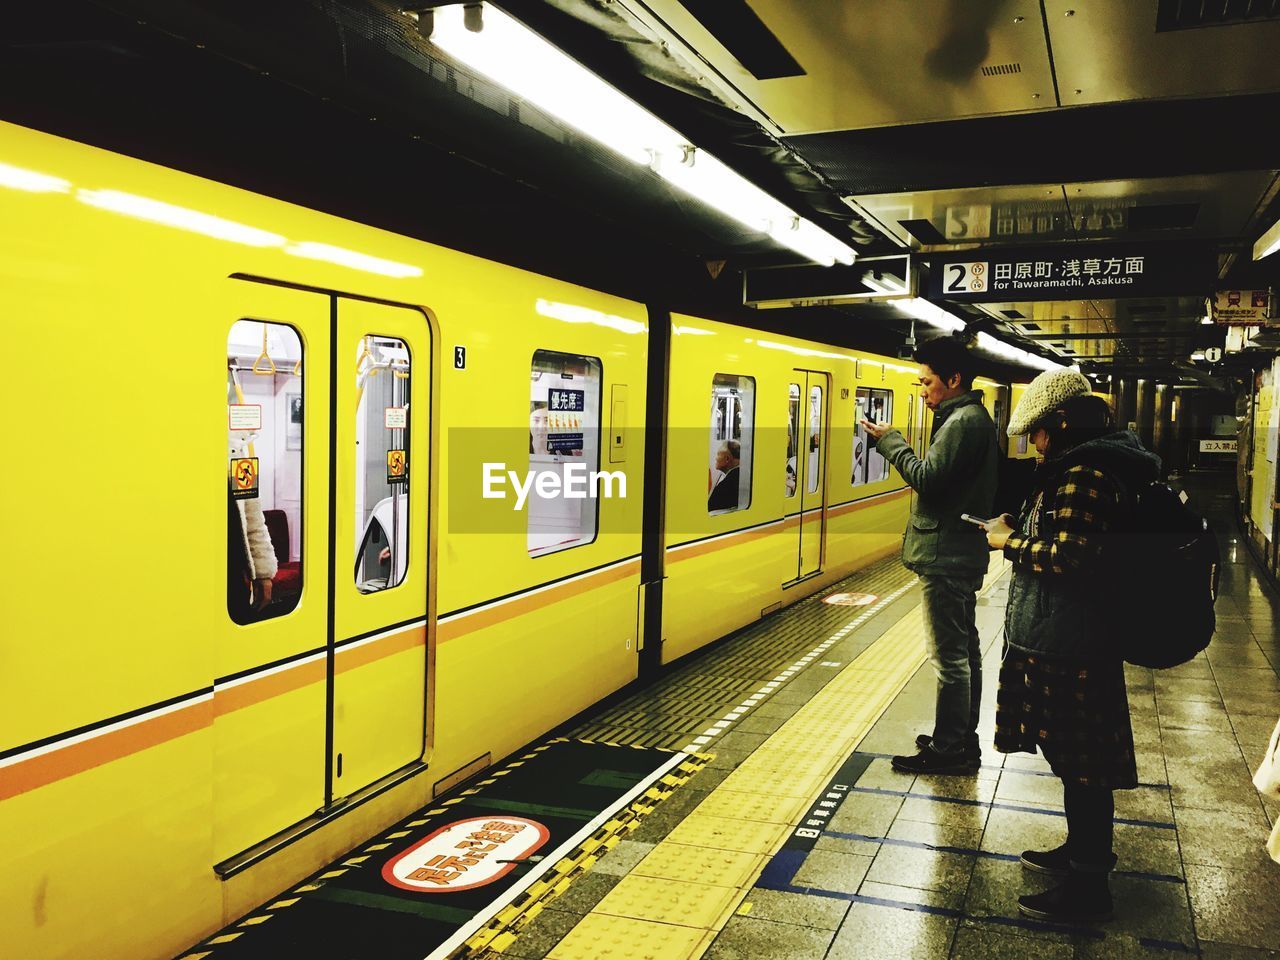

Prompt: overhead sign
[
  {"left": 927, "top": 244, "right": 1215, "bottom": 302},
  {"left": 1200, "top": 439, "right": 1237, "bottom": 454},
  {"left": 1212, "top": 290, "right": 1270, "bottom": 326}
]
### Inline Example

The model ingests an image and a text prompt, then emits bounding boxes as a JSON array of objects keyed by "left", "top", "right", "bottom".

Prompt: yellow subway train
[{"left": 0, "top": 119, "right": 1007, "bottom": 959}]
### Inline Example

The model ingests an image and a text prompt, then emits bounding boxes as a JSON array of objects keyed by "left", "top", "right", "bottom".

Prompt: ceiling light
[
  {"left": 1255, "top": 216, "right": 1280, "bottom": 260},
  {"left": 429, "top": 3, "right": 855, "bottom": 267},
  {"left": 77, "top": 189, "right": 286, "bottom": 247},
  {"left": 284, "top": 241, "right": 422, "bottom": 277},
  {"left": 861, "top": 273, "right": 909, "bottom": 296},
  {"left": 0, "top": 162, "right": 71, "bottom": 193},
  {"left": 893, "top": 298, "right": 965, "bottom": 333}
]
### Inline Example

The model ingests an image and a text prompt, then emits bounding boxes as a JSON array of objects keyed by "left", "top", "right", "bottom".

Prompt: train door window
[
  {"left": 786, "top": 383, "right": 800, "bottom": 498},
  {"left": 852, "top": 387, "right": 893, "bottom": 485},
  {"left": 529, "top": 350, "right": 602, "bottom": 557},
  {"left": 806, "top": 383, "right": 823, "bottom": 494},
  {"left": 227, "top": 320, "right": 303, "bottom": 624},
  {"left": 709, "top": 374, "right": 755, "bottom": 514},
  {"left": 354, "top": 335, "right": 411, "bottom": 593}
]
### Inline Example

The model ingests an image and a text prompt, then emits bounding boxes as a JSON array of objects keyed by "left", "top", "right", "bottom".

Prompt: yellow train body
[{"left": 0, "top": 119, "right": 983, "bottom": 959}]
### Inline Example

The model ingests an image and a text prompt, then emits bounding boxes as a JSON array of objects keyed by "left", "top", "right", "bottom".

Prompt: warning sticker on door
[
  {"left": 385, "top": 407, "right": 408, "bottom": 430},
  {"left": 230, "top": 457, "right": 259, "bottom": 500},
  {"left": 387, "top": 449, "right": 407, "bottom": 484}
]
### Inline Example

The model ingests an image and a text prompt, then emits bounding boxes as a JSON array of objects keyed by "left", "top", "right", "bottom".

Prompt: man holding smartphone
[{"left": 862, "top": 335, "right": 999, "bottom": 774}]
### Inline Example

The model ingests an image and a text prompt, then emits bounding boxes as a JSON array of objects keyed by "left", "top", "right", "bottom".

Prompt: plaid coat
[
  {"left": 1001, "top": 431, "right": 1159, "bottom": 661},
  {"left": 994, "top": 430, "right": 1158, "bottom": 788}
]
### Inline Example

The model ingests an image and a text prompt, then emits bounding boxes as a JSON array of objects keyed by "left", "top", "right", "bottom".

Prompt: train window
[
  {"left": 528, "top": 350, "right": 603, "bottom": 557},
  {"left": 852, "top": 387, "right": 893, "bottom": 486},
  {"left": 806, "top": 384, "right": 823, "bottom": 494},
  {"left": 227, "top": 320, "right": 303, "bottom": 624},
  {"left": 786, "top": 383, "right": 801, "bottom": 498},
  {"left": 354, "top": 336, "right": 411, "bottom": 593},
  {"left": 709, "top": 374, "right": 755, "bottom": 514}
]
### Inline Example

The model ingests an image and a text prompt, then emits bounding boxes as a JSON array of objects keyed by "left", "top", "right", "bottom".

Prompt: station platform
[{"left": 186, "top": 476, "right": 1280, "bottom": 960}]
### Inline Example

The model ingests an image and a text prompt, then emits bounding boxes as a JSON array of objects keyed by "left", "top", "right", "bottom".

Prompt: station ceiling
[{"left": 4, "top": 0, "right": 1280, "bottom": 379}]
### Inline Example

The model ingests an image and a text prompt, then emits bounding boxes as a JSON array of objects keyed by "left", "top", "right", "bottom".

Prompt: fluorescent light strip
[
  {"left": 0, "top": 162, "right": 71, "bottom": 193},
  {"left": 893, "top": 297, "right": 966, "bottom": 333},
  {"left": 429, "top": 4, "right": 855, "bottom": 267},
  {"left": 1254, "top": 217, "right": 1280, "bottom": 260}
]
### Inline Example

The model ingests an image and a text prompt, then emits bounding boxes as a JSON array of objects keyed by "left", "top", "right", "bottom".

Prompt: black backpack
[{"left": 1107, "top": 482, "right": 1219, "bottom": 668}]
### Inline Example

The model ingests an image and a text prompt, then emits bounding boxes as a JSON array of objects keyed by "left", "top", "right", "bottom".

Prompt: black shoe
[
  {"left": 1020, "top": 843, "right": 1072, "bottom": 877},
  {"left": 1018, "top": 873, "right": 1112, "bottom": 923},
  {"left": 891, "top": 746, "right": 976, "bottom": 775},
  {"left": 914, "top": 733, "right": 981, "bottom": 765}
]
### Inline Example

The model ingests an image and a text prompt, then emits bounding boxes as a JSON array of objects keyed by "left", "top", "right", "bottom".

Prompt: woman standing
[{"left": 983, "top": 369, "right": 1160, "bottom": 922}]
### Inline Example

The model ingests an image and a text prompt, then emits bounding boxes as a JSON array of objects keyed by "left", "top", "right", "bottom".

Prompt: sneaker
[
  {"left": 1018, "top": 873, "right": 1112, "bottom": 923},
  {"left": 914, "top": 733, "right": 981, "bottom": 765},
  {"left": 1020, "top": 843, "right": 1072, "bottom": 877},
  {"left": 891, "top": 746, "right": 976, "bottom": 775}
]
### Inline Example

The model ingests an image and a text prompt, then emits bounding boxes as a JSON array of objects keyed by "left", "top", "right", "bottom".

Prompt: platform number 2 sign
[
  {"left": 454, "top": 346, "right": 466, "bottom": 369},
  {"left": 943, "top": 261, "right": 989, "bottom": 294}
]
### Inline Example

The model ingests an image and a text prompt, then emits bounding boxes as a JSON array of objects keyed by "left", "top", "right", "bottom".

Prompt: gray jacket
[{"left": 875, "top": 390, "right": 999, "bottom": 577}]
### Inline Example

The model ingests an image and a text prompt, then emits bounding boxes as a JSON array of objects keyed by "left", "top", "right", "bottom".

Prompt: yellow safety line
[{"left": 540, "top": 557, "right": 1008, "bottom": 960}]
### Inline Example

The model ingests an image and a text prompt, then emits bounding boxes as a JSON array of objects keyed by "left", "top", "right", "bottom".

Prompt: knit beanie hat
[{"left": 1007, "top": 368, "right": 1092, "bottom": 437}]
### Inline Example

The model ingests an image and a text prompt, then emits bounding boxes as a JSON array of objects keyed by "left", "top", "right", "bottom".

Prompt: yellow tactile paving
[
  {"left": 631, "top": 843, "right": 764, "bottom": 888},
  {"left": 595, "top": 874, "right": 743, "bottom": 928},
  {"left": 546, "top": 913, "right": 711, "bottom": 960},
  {"left": 715, "top": 768, "right": 826, "bottom": 797},
  {"left": 663, "top": 814, "right": 788, "bottom": 855},
  {"left": 691, "top": 789, "right": 807, "bottom": 824},
  {"left": 532, "top": 560, "right": 1009, "bottom": 959}
]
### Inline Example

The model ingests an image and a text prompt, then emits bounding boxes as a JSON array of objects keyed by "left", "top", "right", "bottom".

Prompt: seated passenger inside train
[{"left": 708, "top": 440, "right": 741, "bottom": 512}]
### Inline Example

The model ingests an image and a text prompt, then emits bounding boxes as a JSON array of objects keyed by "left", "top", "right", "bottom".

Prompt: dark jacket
[
  {"left": 708, "top": 465, "right": 740, "bottom": 512},
  {"left": 1003, "top": 430, "right": 1161, "bottom": 660},
  {"left": 876, "top": 390, "right": 999, "bottom": 577}
]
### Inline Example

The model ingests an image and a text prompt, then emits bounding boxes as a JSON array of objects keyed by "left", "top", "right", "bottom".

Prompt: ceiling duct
[
  {"left": 980, "top": 62, "right": 1022, "bottom": 77},
  {"left": 1156, "top": 0, "right": 1280, "bottom": 32},
  {"left": 675, "top": 0, "right": 805, "bottom": 79},
  {"left": 898, "top": 218, "right": 948, "bottom": 245}
]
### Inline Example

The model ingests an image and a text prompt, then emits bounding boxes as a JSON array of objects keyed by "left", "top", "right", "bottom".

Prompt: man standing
[{"left": 862, "top": 336, "right": 998, "bottom": 774}]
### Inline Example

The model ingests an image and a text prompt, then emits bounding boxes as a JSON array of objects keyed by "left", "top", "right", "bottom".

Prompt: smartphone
[{"left": 960, "top": 514, "right": 986, "bottom": 527}]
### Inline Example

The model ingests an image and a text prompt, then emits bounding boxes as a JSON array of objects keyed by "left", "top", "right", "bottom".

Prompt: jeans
[{"left": 920, "top": 573, "right": 984, "bottom": 754}]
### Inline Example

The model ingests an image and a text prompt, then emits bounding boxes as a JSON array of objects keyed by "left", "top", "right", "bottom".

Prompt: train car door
[
  {"left": 216, "top": 281, "right": 332, "bottom": 867},
  {"left": 331, "top": 298, "right": 433, "bottom": 799},
  {"left": 796, "top": 370, "right": 829, "bottom": 579}
]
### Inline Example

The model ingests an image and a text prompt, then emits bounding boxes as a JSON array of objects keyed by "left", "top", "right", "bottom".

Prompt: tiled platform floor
[{"left": 504, "top": 476, "right": 1280, "bottom": 959}]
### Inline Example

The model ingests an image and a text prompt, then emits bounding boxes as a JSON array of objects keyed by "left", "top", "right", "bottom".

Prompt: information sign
[
  {"left": 1212, "top": 290, "right": 1270, "bottom": 326},
  {"left": 927, "top": 243, "right": 1215, "bottom": 302},
  {"left": 228, "top": 404, "right": 262, "bottom": 431},
  {"left": 548, "top": 388, "right": 584, "bottom": 412},
  {"left": 385, "top": 406, "right": 408, "bottom": 429},
  {"left": 1199, "top": 439, "right": 1237, "bottom": 454}
]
